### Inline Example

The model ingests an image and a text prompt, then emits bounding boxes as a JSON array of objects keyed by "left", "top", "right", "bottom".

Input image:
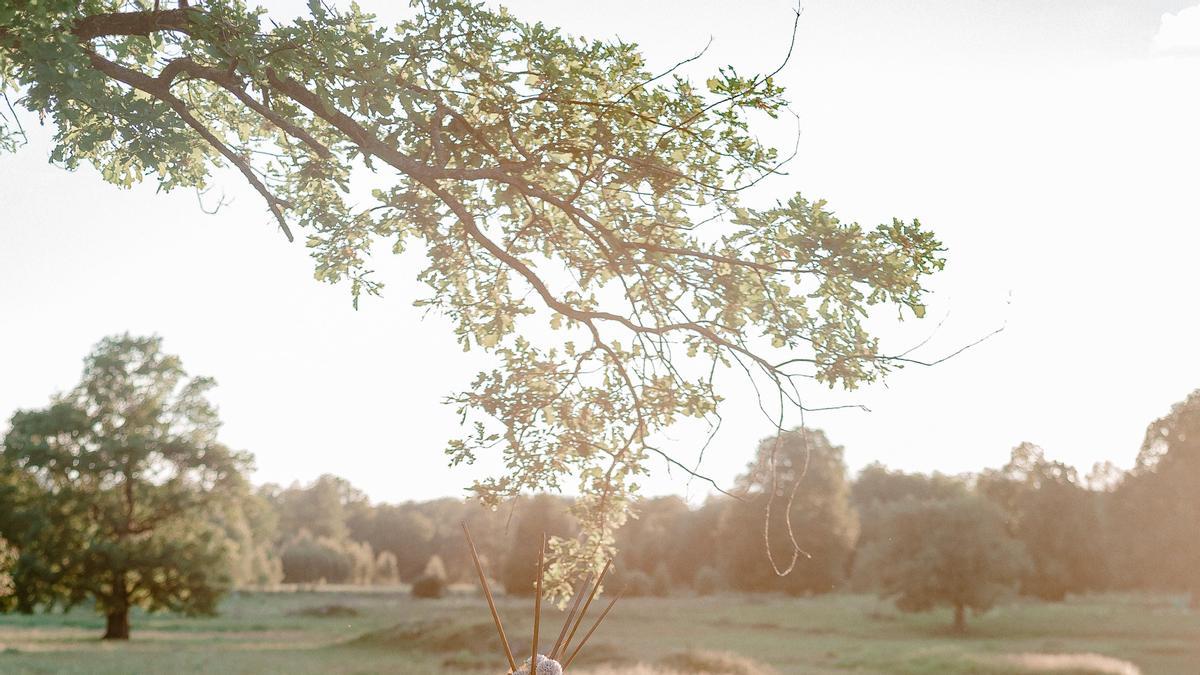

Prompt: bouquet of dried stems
[{"left": 462, "top": 522, "right": 623, "bottom": 674}]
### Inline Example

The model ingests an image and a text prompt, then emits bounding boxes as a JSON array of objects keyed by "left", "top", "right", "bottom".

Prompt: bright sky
[{"left": 2, "top": 0, "right": 1199, "bottom": 504}]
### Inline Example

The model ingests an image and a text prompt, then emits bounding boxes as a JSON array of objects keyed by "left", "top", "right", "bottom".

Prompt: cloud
[{"left": 1154, "top": 3, "right": 1200, "bottom": 55}]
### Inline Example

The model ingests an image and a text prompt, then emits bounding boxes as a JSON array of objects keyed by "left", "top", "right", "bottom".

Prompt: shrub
[
  {"left": 280, "top": 531, "right": 354, "bottom": 584},
  {"left": 621, "top": 569, "right": 654, "bottom": 597},
  {"left": 412, "top": 554, "right": 448, "bottom": 599},
  {"left": 693, "top": 566, "right": 722, "bottom": 596},
  {"left": 411, "top": 574, "right": 447, "bottom": 599}
]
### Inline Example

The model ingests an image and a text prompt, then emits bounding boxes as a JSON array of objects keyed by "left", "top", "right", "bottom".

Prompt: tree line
[
  {"left": 2, "top": 336, "right": 1197, "bottom": 638},
  {"left": 237, "top": 412, "right": 1198, "bottom": 631}
]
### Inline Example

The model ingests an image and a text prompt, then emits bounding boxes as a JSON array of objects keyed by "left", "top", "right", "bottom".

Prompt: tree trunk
[
  {"left": 102, "top": 573, "right": 131, "bottom": 640},
  {"left": 952, "top": 603, "right": 966, "bottom": 633},
  {"left": 103, "top": 608, "right": 130, "bottom": 640}
]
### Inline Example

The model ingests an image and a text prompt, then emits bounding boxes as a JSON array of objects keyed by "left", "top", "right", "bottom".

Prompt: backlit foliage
[{"left": 0, "top": 0, "right": 944, "bottom": 596}]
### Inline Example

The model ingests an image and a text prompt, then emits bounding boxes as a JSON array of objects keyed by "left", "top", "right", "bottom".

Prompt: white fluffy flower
[{"left": 512, "top": 654, "right": 563, "bottom": 675}]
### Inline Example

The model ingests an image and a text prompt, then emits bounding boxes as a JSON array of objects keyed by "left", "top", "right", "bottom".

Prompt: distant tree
[
  {"left": 211, "top": 488, "right": 283, "bottom": 588},
  {"left": 670, "top": 498, "right": 728, "bottom": 585},
  {"left": 0, "top": 335, "right": 249, "bottom": 639},
  {"left": 1109, "top": 391, "right": 1200, "bottom": 606},
  {"left": 272, "top": 474, "right": 367, "bottom": 542},
  {"left": 374, "top": 551, "right": 401, "bottom": 585},
  {"left": 502, "top": 494, "right": 575, "bottom": 596},
  {"left": 0, "top": 1, "right": 944, "bottom": 588},
  {"left": 978, "top": 443, "right": 1107, "bottom": 600},
  {"left": 279, "top": 530, "right": 353, "bottom": 584},
  {"left": 346, "top": 539, "right": 378, "bottom": 585},
  {"left": 716, "top": 429, "right": 858, "bottom": 595},
  {"left": 854, "top": 495, "right": 1028, "bottom": 632},
  {"left": 355, "top": 504, "right": 436, "bottom": 581},
  {"left": 851, "top": 462, "right": 967, "bottom": 507},
  {"left": 851, "top": 463, "right": 967, "bottom": 576},
  {"left": 616, "top": 496, "right": 691, "bottom": 577}
]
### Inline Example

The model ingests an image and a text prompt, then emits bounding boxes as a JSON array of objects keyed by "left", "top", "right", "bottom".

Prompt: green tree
[
  {"left": 715, "top": 429, "right": 858, "bottom": 595},
  {"left": 670, "top": 498, "right": 727, "bottom": 586},
  {"left": 851, "top": 463, "right": 968, "bottom": 568},
  {"left": 978, "top": 443, "right": 1107, "bottom": 600},
  {"left": 615, "top": 496, "right": 690, "bottom": 578},
  {"left": 279, "top": 530, "right": 353, "bottom": 584},
  {"left": 0, "top": 334, "right": 250, "bottom": 639},
  {"left": 1110, "top": 391, "right": 1200, "bottom": 606},
  {"left": 502, "top": 494, "right": 575, "bottom": 596},
  {"left": 0, "top": 2, "right": 944, "bottom": 589},
  {"left": 854, "top": 495, "right": 1028, "bottom": 632},
  {"left": 352, "top": 503, "right": 436, "bottom": 581},
  {"left": 851, "top": 462, "right": 967, "bottom": 507},
  {"left": 271, "top": 474, "right": 367, "bottom": 542},
  {"left": 211, "top": 488, "right": 283, "bottom": 588}
]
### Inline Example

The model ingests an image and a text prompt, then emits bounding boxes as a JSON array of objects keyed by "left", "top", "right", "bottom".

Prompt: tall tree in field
[
  {"left": 615, "top": 496, "right": 691, "bottom": 582},
  {"left": 850, "top": 462, "right": 967, "bottom": 571},
  {"left": 1110, "top": 391, "right": 1200, "bottom": 606},
  {"left": 716, "top": 429, "right": 859, "bottom": 594},
  {"left": 0, "top": 335, "right": 250, "bottom": 639},
  {"left": 854, "top": 495, "right": 1028, "bottom": 632},
  {"left": 0, "top": 1, "right": 945, "bottom": 589},
  {"left": 978, "top": 443, "right": 1107, "bottom": 600},
  {"left": 270, "top": 474, "right": 366, "bottom": 542}
]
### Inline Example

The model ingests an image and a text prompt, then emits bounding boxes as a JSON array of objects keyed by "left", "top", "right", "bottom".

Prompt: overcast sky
[{"left": 2, "top": 0, "right": 1199, "bottom": 504}]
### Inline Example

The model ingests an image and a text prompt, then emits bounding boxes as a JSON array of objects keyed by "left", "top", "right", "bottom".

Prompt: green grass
[{"left": 0, "top": 591, "right": 1196, "bottom": 674}]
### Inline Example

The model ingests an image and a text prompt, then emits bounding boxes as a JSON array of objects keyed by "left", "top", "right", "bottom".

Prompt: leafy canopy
[
  {"left": 0, "top": 0, "right": 944, "bottom": 593},
  {"left": 0, "top": 335, "right": 249, "bottom": 637},
  {"left": 854, "top": 495, "right": 1028, "bottom": 631}
]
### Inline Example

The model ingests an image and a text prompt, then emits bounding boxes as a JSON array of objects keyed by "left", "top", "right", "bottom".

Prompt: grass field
[{"left": 0, "top": 589, "right": 1196, "bottom": 674}]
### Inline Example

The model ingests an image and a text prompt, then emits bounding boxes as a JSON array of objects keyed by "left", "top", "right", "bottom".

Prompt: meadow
[{"left": 0, "top": 589, "right": 1196, "bottom": 674}]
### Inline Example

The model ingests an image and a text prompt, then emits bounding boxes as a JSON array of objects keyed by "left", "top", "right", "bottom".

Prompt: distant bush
[
  {"left": 280, "top": 530, "right": 354, "bottom": 584},
  {"left": 412, "top": 574, "right": 447, "bottom": 598},
  {"left": 693, "top": 566, "right": 722, "bottom": 596},
  {"left": 412, "top": 554, "right": 448, "bottom": 599},
  {"left": 620, "top": 569, "right": 654, "bottom": 597},
  {"left": 289, "top": 604, "right": 360, "bottom": 618}
]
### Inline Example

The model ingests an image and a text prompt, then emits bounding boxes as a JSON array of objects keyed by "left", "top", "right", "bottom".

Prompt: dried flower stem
[
  {"left": 461, "top": 521, "right": 516, "bottom": 671},
  {"left": 562, "top": 589, "right": 624, "bottom": 671},
  {"left": 558, "top": 560, "right": 611, "bottom": 660},
  {"left": 532, "top": 534, "right": 545, "bottom": 671},
  {"left": 550, "top": 572, "right": 593, "bottom": 660}
]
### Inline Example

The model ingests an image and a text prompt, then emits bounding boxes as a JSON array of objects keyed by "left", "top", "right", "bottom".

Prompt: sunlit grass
[{"left": 0, "top": 591, "right": 1196, "bottom": 674}]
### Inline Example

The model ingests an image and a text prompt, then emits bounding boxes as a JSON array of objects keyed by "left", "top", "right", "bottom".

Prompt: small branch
[{"left": 84, "top": 51, "right": 295, "bottom": 241}]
